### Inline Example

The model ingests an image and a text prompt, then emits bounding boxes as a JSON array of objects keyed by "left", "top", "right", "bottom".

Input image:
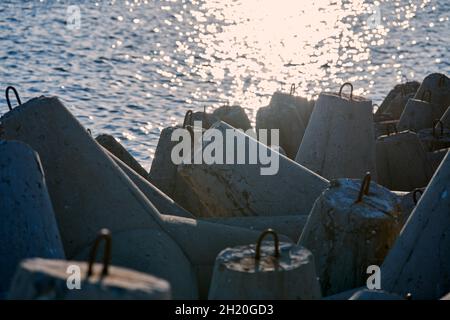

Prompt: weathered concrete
[
  {"left": 8, "top": 258, "right": 171, "bottom": 300},
  {"left": 0, "top": 140, "right": 65, "bottom": 296},
  {"left": 211, "top": 105, "right": 251, "bottom": 131},
  {"left": 0, "top": 96, "right": 291, "bottom": 299},
  {"left": 256, "top": 91, "right": 315, "bottom": 158},
  {"left": 375, "top": 81, "right": 420, "bottom": 117},
  {"left": 104, "top": 147, "right": 194, "bottom": 218},
  {"left": 0, "top": 97, "right": 199, "bottom": 299},
  {"left": 159, "top": 215, "right": 291, "bottom": 299},
  {"left": 149, "top": 125, "right": 209, "bottom": 216},
  {"left": 414, "top": 73, "right": 450, "bottom": 112},
  {"left": 203, "top": 215, "right": 308, "bottom": 242},
  {"left": 397, "top": 97, "right": 448, "bottom": 132},
  {"left": 298, "top": 177, "right": 402, "bottom": 296},
  {"left": 208, "top": 230, "right": 321, "bottom": 299},
  {"left": 0, "top": 96, "right": 278, "bottom": 299},
  {"left": 417, "top": 126, "right": 450, "bottom": 152},
  {"left": 383, "top": 92, "right": 415, "bottom": 120},
  {"left": 381, "top": 150, "right": 450, "bottom": 299},
  {"left": 349, "top": 289, "right": 404, "bottom": 300},
  {"left": 178, "top": 121, "right": 329, "bottom": 217},
  {"left": 376, "top": 131, "right": 433, "bottom": 191},
  {"left": 73, "top": 228, "right": 198, "bottom": 299},
  {"left": 295, "top": 85, "right": 376, "bottom": 180},
  {"left": 96, "top": 133, "right": 148, "bottom": 178},
  {"left": 0, "top": 97, "right": 161, "bottom": 254}
]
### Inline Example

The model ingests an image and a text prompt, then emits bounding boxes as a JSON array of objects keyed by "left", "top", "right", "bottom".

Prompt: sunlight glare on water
[{"left": 0, "top": 0, "right": 448, "bottom": 169}]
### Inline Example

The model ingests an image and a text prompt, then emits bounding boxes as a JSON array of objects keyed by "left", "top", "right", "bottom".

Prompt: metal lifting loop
[
  {"left": 339, "top": 82, "right": 353, "bottom": 101},
  {"left": 87, "top": 228, "right": 112, "bottom": 278},
  {"left": 183, "top": 110, "right": 193, "bottom": 129},
  {"left": 355, "top": 172, "right": 371, "bottom": 203},
  {"left": 5, "top": 86, "right": 22, "bottom": 111},
  {"left": 290, "top": 84, "right": 296, "bottom": 96},
  {"left": 255, "top": 229, "right": 280, "bottom": 261},
  {"left": 432, "top": 119, "right": 444, "bottom": 138},
  {"left": 412, "top": 189, "right": 423, "bottom": 205},
  {"left": 421, "top": 90, "right": 432, "bottom": 103}
]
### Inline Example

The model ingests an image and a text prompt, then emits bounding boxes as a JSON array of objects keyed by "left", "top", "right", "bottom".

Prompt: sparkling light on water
[{"left": 0, "top": 0, "right": 448, "bottom": 169}]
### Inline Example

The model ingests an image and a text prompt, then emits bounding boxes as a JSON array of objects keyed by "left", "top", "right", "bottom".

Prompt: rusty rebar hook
[
  {"left": 339, "top": 82, "right": 353, "bottom": 101},
  {"left": 5, "top": 86, "right": 22, "bottom": 111},
  {"left": 355, "top": 172, "right": 371, "bottom": 203},
  {"left": 183, "top": 110, "right": 193, "bottom": 129},
  {"left": 87, "top": 228, "right": 112, "bottom": 278},
  {"left": 290, "top": 84, "right": 296, "bottom": 96},
  {"left": 255, "top": 229, "right": 280, "bottom": 261}
]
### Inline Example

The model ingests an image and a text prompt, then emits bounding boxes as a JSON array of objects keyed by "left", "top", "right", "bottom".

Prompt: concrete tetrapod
[
  {"left": 0, "top": 140, "right": 65, "bottom": 297},
  {"left": 0, "top": 96, "right": 198, "bottom": 299},
  {"left": 383, "top": 92, "right": 415, "bottom": 120},
  {"left": 375, "top": 81, "right": 420, "bottom": 118},
  {"left": 375, "top": 131, "right": 434, "bottom": 191},
  {"left": 397, "top": 94, "right": 448, "bottom": 132},
  {"left": 298, "top": 174, "right": 402, "bottom": 296},
  {"left": 211, "top": 105, "right": 252, "bottom": 131},
  {"left": 414, "top": 73, "right": 450, "bottom": 112},
  {"left": 295, "top": 83, "right": 376, "bottom": 180},
  {"left": 208, "top": 230, "right": 321, "bottom": 300},
  {"left": 104, "top": 147, "right": 194, "bottom": 218},
  {"left": 149, "top": 119, "right": 209, "bottom": 217},
  {"left": 203, "top": 215, "right": 308, "bottom": 242},
  {"left": 178, "top": 121, "right": 329, "bottom": 217},
  {"left": 95, "top": 134, "right": 149, "bottom": 178},
  {"left": 8, "top": 230, "right": 171, "bottom": 300},
  {"left": 0, "top": 96, "right": 270, "bottom": 299},
  {"left": 381, "top": 150, "right": 450, "bottom": 299},
  {"left": 256, "top": 90, "right": 315, "bottom": 158}
]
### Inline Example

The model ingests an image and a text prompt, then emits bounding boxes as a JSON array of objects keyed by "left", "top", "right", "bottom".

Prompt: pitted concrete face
[
  {"left": 414, "top": 73, "right": 450, "bottom": 110},
  {"left": 217, "top": 242, "right": 313, "bottom": 273},
  {"left": 326, "top": 179, "right": 401, "bottom": 219},
  {"left": 397, "top": 98, "right": 448, "bottom": 132},
  {"left": 8, "top": 258, "right": 171, "bottom": 300}
]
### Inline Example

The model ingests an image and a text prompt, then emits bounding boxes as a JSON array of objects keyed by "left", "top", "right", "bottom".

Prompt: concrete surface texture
[
  {"left": 208, "top": 234, "right": 321, "bottom": 299},
  {"left": 0, "top": 140, "right": 65, "bottom": 296},
  {"left": 295, "top": 86, "right": 376, "bottom": 180},
  {"left": 96, "top": 133, "right": 149, "bottom": 178},
  {"left": 178, "top": 121, "right": 329, "bottom": 217},
  {"left": 298, "top": 177, "right": 402, "bottom": 296},
  {"left": 375, "top": 131, "right": 434, "bottom": 191},
  {"left": 381, "top": 150, "right": 450, "bottom": 300},
  {"left": 256, "top": 91, "right": 315, "bottom": 158},
  {"left": 8, "top": 258, "right": 171, "bottom": 300}
]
